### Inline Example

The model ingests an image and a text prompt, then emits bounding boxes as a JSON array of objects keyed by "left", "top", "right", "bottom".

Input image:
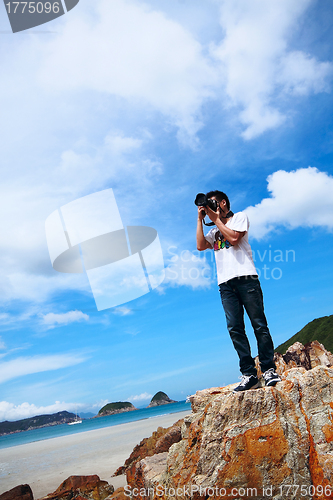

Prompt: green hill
[
  {"left": 275, "top": 315, "right": 333, "bottom": 354},
  {"left": 151, "top": 391, "right": 170, "bottom": 402},
  {"left": 0, "top": 411, "right": 76, "bottom": 436},
  {"left": 98, "top": 401, "right": 136, "bottom": 415},
  {"left": 147, "top": 391, "right": 177, "bottom": 407}
]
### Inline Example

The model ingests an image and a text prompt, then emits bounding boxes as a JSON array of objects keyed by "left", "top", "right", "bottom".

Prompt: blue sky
[{"left": 1, "top": 0, "right": 333, "bottom": 420}]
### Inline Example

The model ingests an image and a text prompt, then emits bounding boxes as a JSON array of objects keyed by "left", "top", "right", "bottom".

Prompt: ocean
[{"left": 0, "top": 400, "right": 191, "bottom": 450}]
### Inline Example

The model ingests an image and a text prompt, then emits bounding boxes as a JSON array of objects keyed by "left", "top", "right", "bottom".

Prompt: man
[{"left": 196, "top": 190, "right": 281, "bottom": 392}]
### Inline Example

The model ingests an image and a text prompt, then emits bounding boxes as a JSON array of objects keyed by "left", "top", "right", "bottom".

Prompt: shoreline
[
  {"left": 0, "top": 409, "right": 191, "bottom": 499},
  {"left": 0, "top": 403, "right": 190, "bottom": 449}
]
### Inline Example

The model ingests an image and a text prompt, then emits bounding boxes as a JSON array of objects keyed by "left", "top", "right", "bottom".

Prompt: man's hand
[
  {"left": 197, "top": 206, "right": 206, "bottom": 221},
  {"left": 204, "top": 205, "right": 220, "bottom": 224},
  {"left": 197, "top": 207, "right": 212, "bottom": 250}
]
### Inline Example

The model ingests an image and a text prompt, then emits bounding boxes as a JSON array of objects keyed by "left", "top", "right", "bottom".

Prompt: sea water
[{"left": 0, "top": 400, "right": 191, "bottom": 450}]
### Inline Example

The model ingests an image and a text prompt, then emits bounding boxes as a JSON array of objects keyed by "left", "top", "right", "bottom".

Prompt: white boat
[
  {"left": 68, "top": 418, "right": 82, "bottom": 425},
  {"left": 68, "top": 407, "right": 82, "bottom": 425}
]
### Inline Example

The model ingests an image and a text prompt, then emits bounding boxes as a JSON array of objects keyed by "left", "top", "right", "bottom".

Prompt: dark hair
[{"left": 206, "top": 190, "right": 230, "bottom": 210}]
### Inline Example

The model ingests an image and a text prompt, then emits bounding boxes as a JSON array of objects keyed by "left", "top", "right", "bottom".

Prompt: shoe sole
[
  {"left": 233, "top": 381, "right": 260, "bottom": 393},
  {"left": 265, "top": 379, "right": 281, "bottom": 387}
]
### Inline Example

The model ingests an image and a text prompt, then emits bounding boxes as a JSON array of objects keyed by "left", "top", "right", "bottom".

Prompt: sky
[{"left": 1, "top": 0, "right": 333, "bottom": 421}]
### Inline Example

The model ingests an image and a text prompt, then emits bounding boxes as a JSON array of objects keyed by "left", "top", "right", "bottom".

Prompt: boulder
[
  {"left": 128, "top": 364, "right": 333, "bottom": 499},
  {"left": 39, "top": 475, "right": 114, "bottom": 500},
  {"left": 255, "top": 340, "right": 333, "bottom": 377},
  {"left": 113, "top": 420, "right": 183, "bottom": 478},
  {"left": 0, "top": 485, "right": 33, "bottom": 500},
  {"left": 105, "top": 487, "right": 127, "bottom": 500},
  {"left": 154, "top": 425, "right": 182, "bottom": 454}
]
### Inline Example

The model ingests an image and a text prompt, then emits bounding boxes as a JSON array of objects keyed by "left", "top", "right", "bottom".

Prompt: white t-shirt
[{"left": 205, "top": 212, "right": 258, "bottom": 285}]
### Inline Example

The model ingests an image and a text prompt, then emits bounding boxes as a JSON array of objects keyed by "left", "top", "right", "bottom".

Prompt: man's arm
[
  {"left": 204, "top": 206, "right": 245, "bottom": 245},
  {"left": 197, "top": 207, "right": 212, "bottom": 251}
]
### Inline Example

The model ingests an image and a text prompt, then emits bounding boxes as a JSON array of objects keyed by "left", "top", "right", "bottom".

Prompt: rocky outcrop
[
  {"left": 147, "top": 392, "right": 177, "bottom": 408},
  {"left": 0, "top": 485, "right": 33, "bottom": 500},
  {"left": 107, "top": 487, "right": 127, "bottom": 500},
  {"left": 255, "top": 340, "right": 333, "bottom": 378},
  {"left": 113, "top": 419, "right": 183, "bottom": 478},
  {"left": 39, "top": 475, "right": 114, "bottom": 500},
  {"left": 128, "top": 342, "right": 333, "bottom": 500}
]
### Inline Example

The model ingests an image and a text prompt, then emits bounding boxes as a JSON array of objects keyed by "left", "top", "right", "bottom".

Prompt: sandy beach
[{"left": 0, "top": 410, "right": 191, "bottom": 499}]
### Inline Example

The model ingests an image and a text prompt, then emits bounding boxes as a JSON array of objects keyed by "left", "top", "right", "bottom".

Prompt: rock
[
  {"left": 154, "top": 425, "right": 182, "bottom": 454},
  {"left": 113, "top": 420, "right": 183, "bottom": 478},
  {"left": 128, "top": 365, "right": 333, "bottom": 499},
  {"left": 104, "top": 487, "right": 127, "bottom": 500},
  {"left": 131, "top": 453, "right": 169, "bottom": 492},
  {"left": 255, "top": 340, "right": 333, "bottom": 378},
  {"left": 0, "top": 485, "right": 33, "bottom": 500},
  {"left": 147, "top": 392, "right": 177, "bottom": 408},
  {"left": 39, "top": 475, "right": 114, "bottom": 500},
  {"left": 113, "top": 426, "right": 168, "bottom": 477}
]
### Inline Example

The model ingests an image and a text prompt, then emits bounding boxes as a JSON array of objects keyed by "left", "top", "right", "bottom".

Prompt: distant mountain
[
  {"left": 0, "top": 411, "right": 76, "bottom": 436},
  {"left": 97, "top": 401, "right": 137, "bottom": 417},
  {"left": 79, "top": 412, "right": 95, "bottom": 419},
  {"left": 147, "top": 391, "right": 177, "bottom": 408},
  {"left": 276, "top": 315, "right": 333, "bottom": 354}
]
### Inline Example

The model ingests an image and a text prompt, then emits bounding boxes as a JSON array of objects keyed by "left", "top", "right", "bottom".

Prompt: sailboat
[{"left": 68, "top": 405, "right": 82, "bottom": 425}]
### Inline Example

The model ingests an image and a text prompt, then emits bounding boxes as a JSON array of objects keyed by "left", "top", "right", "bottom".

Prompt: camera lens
[{"left": 194, "top": 193, "right": 207, "bottom": 207}]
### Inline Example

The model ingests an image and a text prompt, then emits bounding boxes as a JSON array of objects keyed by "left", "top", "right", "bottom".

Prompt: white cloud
[
  {"left": 113, "top": 306, "right": 133, "bottom": 316},
  {"left": 278, "top": 51, "right": 332, "bottom": 96},
  {"left": 38, "top": 0, "right": 217, "bottom": 145},
  {"left": 0, "top": 353, "right": 87, "bottom": 384},
  {"left": 41, "top": 310, "right": 89, "bottom": 329},
  {"left": 0, "top": 337, "right": 6, "bottom": 350},
  {"left": 104, "top": 134, "right": 143, "bottom": 155},
  {"left": 0, "top": 131, "right": 162, "bottom": 305},
  {"left": 1, "top": 271, "right": 88, "bottom": 304},
  {"left": 245, "top": 167, "right": 333, "bottom": 239},
  {"left": 163, "top": 249, "right": 213, "bottom": 290},
  {"left": 127, "top": 392, "right": 153, "bottom": 402},
  {"left": 0, "top": 400, "right": 85, "bottom": 422},
  {"left": 212, "top": 0, "right": 333, "bottom": 139},
  {"left": 0, "top": 0, "right": 331, "bottom": 314},
  {"left": 0, "top": 314, "right": 10, "bottom": 325}
]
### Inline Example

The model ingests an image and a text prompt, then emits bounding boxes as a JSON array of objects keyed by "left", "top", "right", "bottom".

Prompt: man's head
[{"left": 206, "top": 190, "right": 230, "bottom": 211}]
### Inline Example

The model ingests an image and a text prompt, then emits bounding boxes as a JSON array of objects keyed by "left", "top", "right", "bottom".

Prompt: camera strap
[
  {"left": 203, "top": 210, "right": 234, "bottom": 226},
  {"left": 203, "top": 219, "right": 215, "bottom": 226}
]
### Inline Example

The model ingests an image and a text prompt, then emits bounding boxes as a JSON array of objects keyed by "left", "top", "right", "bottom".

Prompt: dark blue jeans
[{"left": 219, "top": 275, "right": 276, "bottom": 376}]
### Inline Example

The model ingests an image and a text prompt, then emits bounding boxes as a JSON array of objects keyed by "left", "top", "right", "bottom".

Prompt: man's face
[{"left": 210, "top": 196, "right": 228, "bottom": 218}]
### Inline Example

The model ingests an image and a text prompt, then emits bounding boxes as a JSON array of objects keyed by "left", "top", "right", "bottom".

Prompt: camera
[{"left": 194, "top": 193, "right": 219, "bottom": 213}]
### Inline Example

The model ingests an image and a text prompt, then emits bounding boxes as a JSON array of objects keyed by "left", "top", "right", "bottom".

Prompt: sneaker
[
  {"left": 263, "top": 368, "right": 281, "bottom": 387},
  {"left": 233, "top": 374, "right": 259, "bottom": 393}
]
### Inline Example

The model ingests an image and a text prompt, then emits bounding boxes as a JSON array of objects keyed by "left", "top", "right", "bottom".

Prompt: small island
[
  {"left": 96, "top": 401, "right": 138, "bottom": 417},
  {"left": 147, "top": 391, "right": 177, "bottom": 408}
]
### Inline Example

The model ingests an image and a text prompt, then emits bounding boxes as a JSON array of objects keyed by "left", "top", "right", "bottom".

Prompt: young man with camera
[{"left": 196, "top": 190, "right": 281, "bottom": 392}]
